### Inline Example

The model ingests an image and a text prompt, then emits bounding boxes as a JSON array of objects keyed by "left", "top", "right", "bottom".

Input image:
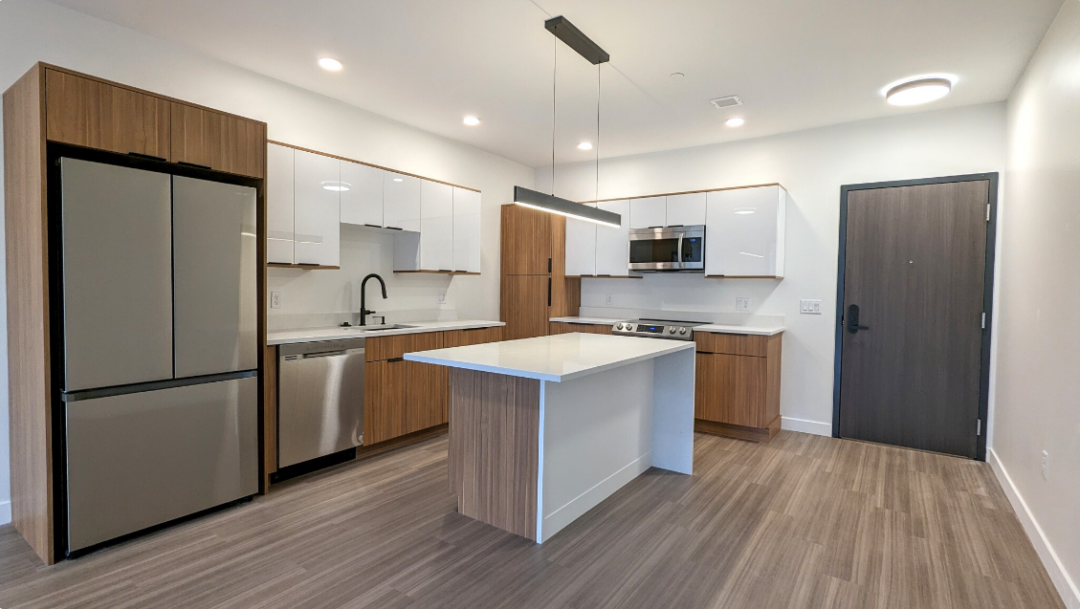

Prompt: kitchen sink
[{"left": 350, "top": 324, "right": 418, "bottom": 332}]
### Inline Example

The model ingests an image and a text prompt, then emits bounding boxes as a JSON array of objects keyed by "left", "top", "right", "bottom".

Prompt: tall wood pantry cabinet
[{"left": 500, "top": 204, "right": 580, "bottom": 339}]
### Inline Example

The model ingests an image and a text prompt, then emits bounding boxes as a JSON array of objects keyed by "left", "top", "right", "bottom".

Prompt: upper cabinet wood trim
[
  {"left": 267, "top": 140, "right": 481, "bottom": 194},
  {"left": 45, "top": 69, "right": 171, "bottom": 159},
  {"left": 170, "top": 102, "right": 265, "bottom": 178},
  {"left": 578, "top": 182, "right": 785, "bottom": 205}
]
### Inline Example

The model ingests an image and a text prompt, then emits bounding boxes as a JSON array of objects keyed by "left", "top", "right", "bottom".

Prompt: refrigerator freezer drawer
[
  {"left": 65, "top": 376, "right": 258, "bottom": 553},
  {"left": 172, "top": 176, "right": 258, "bottom": 378}
]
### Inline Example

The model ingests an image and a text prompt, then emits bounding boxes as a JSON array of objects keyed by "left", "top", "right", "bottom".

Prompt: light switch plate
[
  {"left": 800, "top": 299, "right": 822, "bottom": 315},
  {"left": 735, "top": 297, "right": 751, "bottom": 312},
  {"left": 270, "top": 291, "right": 282, "bottom": 309},
  {"left": 437, "top": 291, "right": 447, "bottom": 305},
  {"left": 605, "top": 294, "right": 614, "bottom": 306}
]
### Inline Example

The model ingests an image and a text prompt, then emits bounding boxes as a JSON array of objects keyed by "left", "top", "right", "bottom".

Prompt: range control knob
[
  {"left": 616, "top": 323, "right": 624, "bottom": 330},
  {"left": 668, "top": 328, "right": 676, "bottom": 334},
  {"left": 679, "top": 327, "right": 687, "bottom": 335},
  {"left": 626, "top": 324, "right": 635, "bottom": 332}
]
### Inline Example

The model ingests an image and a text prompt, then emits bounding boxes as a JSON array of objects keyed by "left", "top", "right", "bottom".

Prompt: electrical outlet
[
  {"left": 1041, "top": 450, "right": 1049, "bottom": 480},
  {"left": 800, "top": 299, "right": 823, "bottom": 315},
  {"left": 735, "top": 297, "right": 751, "bottom": 312},
  {"left": 270, "top": 291, "right": 282, "bottom": 309},
  {"left": 605, "top": 294, "right": 614, "bottom": 306},
  {"left": 437, "top": 291, "right": 447, "bottom": 305}
]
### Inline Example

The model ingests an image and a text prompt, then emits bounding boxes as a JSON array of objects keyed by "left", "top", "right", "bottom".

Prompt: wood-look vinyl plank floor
[{"left": 0, "top": 431, "right": 1064, "bottom": 609}]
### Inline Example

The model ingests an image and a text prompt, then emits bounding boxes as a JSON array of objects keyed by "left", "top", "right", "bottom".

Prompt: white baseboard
[
  {"left": 781, "top": 416, "right": 831, "bottom": 437},
  {"left": 540, "top": 451, "right": 652, "bottom": 543},
  {"left": 0, "top": 500, "right": 10, "bottom": 526},
  {"left": 989, "top": 448, "right": 1080, "bottom": 609}
]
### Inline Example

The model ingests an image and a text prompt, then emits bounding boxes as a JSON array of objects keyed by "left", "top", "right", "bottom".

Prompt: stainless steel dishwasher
[{"left": 278, "top": 337, "right": 366, "bottom": 468}]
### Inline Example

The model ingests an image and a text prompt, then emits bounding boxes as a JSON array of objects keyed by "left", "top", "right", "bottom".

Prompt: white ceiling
[{"left": 50, "top": 0, "right": 1063, "bottom": 168}]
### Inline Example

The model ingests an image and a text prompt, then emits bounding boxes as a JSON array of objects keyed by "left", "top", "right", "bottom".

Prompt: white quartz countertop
[
  {"left": 267, "top": 320, "right": 504, "bottom": 346},
  {"left": 550, "top": 316, "right": 784, "bottom": 336},
  {"left": 404, "top": 333, "right": 694, "bottom": 383},
  {"left": 696, "top": 323, "right": 785, "bottom": 336},
  {"left": 550, "top": 316, "right": 622, "bottom": 326}
]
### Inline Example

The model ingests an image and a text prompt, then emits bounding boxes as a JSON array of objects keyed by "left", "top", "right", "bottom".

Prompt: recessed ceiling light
[
  {"left": 725, "top": 117, "right": 745, "bottom": 128},
  {"left": 577, "top": 141, "right": 593, "bottom": 150},
  {"left": 392, "top": 177, "right": 404, "bottom": 182},
  {"left": 734, "top": 207, "right": 756, "bottom": 215},
  {"left": 670, "top": 72, "right": 685, "bottom": 78},
  {"left": 885, "top": 77, "right": 952, "bottom": 106},
  {"left": 463, "top": 115, "right": 481, "bottom": 126},
  {"left": 318, "top": 57, "right": 343, "bottom": 72}
]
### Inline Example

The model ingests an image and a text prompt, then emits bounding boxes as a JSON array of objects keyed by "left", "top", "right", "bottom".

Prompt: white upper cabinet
[
  {"left": 292, "top": 149, "right": 341, "bottom": 267},
  {"left": 266, "top": 143, "right": 295, "bottom": 264},
  {"left": 595, "top": 199, "right": 631, "bottom": 276},
  {"left": 453, "top": 187, "right": 481, "bottom": 273},
  {"left": 340, "top": 161, "right": 384, "bottom": 227},
  {"left": 420, "top": 180, "right": 454, "bottom": 271},
  {"left": 383, "top": 172, "right": 421, "bottom": 232},
  {"left": 705, "top": 185, "right": 787, "bottom": 278},
  {"left": 666, "top": 192, "right": 707, "bottom": 226},
  {"left": 629, "top": 196, "right": 666, "bottom": 229},
  {"left": 565, "top": 203, "right": 597, "bottom": 276}
]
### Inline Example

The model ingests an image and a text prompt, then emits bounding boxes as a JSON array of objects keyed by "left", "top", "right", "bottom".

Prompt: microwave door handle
[{"left": 677, "top": 233, "right": 685, "bottom": 269}]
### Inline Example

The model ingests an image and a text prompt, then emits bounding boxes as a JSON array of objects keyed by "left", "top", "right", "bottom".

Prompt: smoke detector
[{"left": 710, "top": 95, "right": 743, "bottom": 109}]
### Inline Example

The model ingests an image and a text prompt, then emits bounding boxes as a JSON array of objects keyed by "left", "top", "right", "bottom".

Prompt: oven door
[{"left": 628, "top": 226, "right": 705, "bottom": 271}]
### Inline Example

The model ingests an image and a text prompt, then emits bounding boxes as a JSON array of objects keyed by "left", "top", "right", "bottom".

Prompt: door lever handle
[{"left": 846, "top": 304, "right": 870, "bottom": 334}]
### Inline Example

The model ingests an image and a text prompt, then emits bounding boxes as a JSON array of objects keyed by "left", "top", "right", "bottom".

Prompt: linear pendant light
[{"left": 513, "top": 16, "right": 621, "bottom": 228}]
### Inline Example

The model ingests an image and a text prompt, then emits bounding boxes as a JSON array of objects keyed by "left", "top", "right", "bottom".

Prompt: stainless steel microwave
[{"left": 628, "top": 225, "right": 706, "bottom": 272}]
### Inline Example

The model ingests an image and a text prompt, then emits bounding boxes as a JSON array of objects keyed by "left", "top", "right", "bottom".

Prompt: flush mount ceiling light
[
  {"left": 463, "top": 115, "right": 481, "bottom": 126},
  {"left": 321, "top": 180, "right": 351, "bottom": 192},
  {"left": 318, "top": 57, "right": 343, "bottom": 72},
  {"left": 885, "top": 77, "right": 952, "bottom": 106},
  {"left": 513, "top": 16, "right": 621, "bottom": 228},
  {"left": 725, "top": 117, "right": 745, "bottom": 128},
  {"left": 392, "top": 177, "right": 404, "bottom": 182}
]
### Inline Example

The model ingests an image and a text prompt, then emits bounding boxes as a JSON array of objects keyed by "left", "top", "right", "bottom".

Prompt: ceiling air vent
[{"left": 709, "top": 95, "right": 743, "bottom": 109}]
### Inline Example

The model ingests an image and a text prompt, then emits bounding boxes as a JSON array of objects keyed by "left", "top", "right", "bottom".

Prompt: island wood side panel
[
  {"left": 4, "top": 65, "right": 55, "bottom": 564},
  {"left": 448, "top": 368, "right": 539, "bottom": 541}
]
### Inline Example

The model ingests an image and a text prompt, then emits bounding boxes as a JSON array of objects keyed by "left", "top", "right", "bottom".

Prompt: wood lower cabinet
[
  {"left": 695, "top": 332, "right": 783, "bottom": 442},
  {"left": 170, "top": 102, "right": 266, "bottom": 178},
  {"left": 45, "top": 69, "right": 171, "bottom": 159},
  {"left": 406, "top": 361, "right": 448, "bottom": 433},
  {"left": 548, "top": 322, "right": 612, "bottom": 335},
  {"left": 364, "top": 359, "right": 408, "bottom": 445}
]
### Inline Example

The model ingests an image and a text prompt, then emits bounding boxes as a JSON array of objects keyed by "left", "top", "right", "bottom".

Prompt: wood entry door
[{"left": 837, "top": 176, "right": 996, "bottom": 459}]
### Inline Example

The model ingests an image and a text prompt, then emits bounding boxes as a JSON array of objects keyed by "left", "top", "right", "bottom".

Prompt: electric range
[{"left": 610, "top": 318, "right": 709, "bottom": 341}]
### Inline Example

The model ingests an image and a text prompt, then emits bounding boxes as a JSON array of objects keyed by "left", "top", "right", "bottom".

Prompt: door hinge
[
  {"left": 986, "top": 204, "right": 991, "bottom": 222},
  {"left": 977, "top": 419, "right": 982, "bottom": 436},
  {"left": 981, "top": 312, "right": 986, "bottom": 329}
]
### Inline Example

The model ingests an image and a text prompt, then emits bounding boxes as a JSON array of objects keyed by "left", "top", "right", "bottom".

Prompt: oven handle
[{"left": 676, "top": 232, "right": 685, "bottom": 269}]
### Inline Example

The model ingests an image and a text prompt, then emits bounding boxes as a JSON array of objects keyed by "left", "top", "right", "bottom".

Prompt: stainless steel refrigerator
[{"left": 58, "top": 157, "right": 259, "bottom": 554}]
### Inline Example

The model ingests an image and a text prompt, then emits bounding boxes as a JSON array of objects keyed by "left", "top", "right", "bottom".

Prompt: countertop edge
[{"left": 267, "top": 320, "right": 505, "bottom": 346}]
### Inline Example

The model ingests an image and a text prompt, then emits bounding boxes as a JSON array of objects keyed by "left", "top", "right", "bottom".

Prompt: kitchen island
[{"left": 405, "top": 333, "right": 695, "bottom": 542}]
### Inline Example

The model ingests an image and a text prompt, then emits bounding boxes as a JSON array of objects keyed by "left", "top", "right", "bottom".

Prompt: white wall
[
  {"left": 992, "top": 1, "right": 1080, "bottom": 606},
  {"left": 538, "top": 103, "right": 1006, "bottom": 437},
  {"left": 0, "top": 0, "right": 534, "bottom": 525}
]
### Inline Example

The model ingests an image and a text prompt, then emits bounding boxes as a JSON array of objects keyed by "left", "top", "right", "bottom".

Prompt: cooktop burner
[{"left": 610, "top": 318, "right": 708, "bottom": 341}]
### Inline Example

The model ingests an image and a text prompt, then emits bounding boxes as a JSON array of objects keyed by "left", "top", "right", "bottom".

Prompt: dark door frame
[{"left": 832, "top": 173, "right": 999, "bottom": 461}]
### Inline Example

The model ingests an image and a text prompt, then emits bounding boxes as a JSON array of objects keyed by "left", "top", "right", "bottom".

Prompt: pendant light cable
[
  {"left": 595, "top": 63, "right": 601, "bottom": 204},
  {"left": 552, "top": 33, "right": 557, "bottom": 197}
]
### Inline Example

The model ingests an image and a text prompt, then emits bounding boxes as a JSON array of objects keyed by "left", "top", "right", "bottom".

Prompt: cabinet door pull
[
  {"left": 364, "top": 224, "right": 382, "bottom": 229},
  {"left": 547, "top": 278, "right": 552, "bottom": 307},
  {"left": 387, "top": 357, "right": 405, "bottom": 363},
  {"left": 178, "top": 161, "right": 213, "bottom": 170},
  {"left": 386, "top": 226, "right": 404, "bottom": 231},
  {"left": 128, "top": 152, "right": 167, "bottom": 162}
]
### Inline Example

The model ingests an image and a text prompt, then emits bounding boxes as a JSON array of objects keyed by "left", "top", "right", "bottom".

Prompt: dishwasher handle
[{"left": 302, "top": 350, "right": 348, "bottom": 359}]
